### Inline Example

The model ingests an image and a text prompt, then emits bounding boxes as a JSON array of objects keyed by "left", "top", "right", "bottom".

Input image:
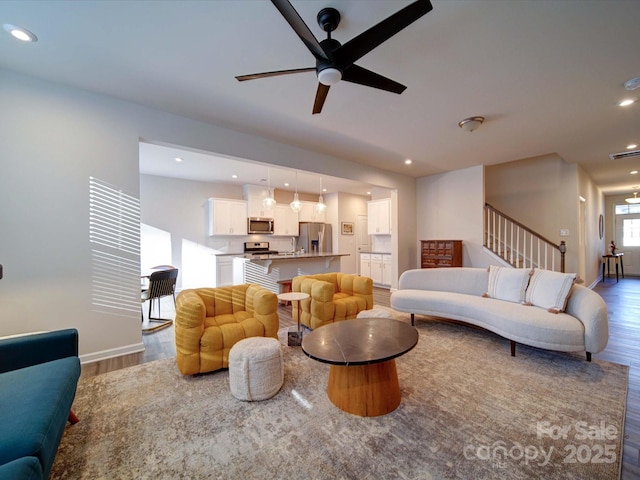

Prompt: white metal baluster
[
  {"left": 485, "top": 207, "right": 489, "bottom": 247},
  {"left": 510, "top": 221, "right": 514, "bottom": 265},
  {"left": 497, "top": 214, "right": 502, "bottom": 256},
  {"left": 503, "top": 217, "right": 508, "bottom": 262},
  {"left": 492, "top": 211, "right": 497, "bottom": 252},
  {"left": 516, "top": 227, "right": 520, "bottom": 268},
  {"left": 528, "top": 233, "right": 532, "bottom": 268}
]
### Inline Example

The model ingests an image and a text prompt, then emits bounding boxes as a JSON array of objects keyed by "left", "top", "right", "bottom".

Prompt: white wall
[
  {"left": 0, "top": 70, "right": 145, "bottom": 360},
  {"left": 485, "top": 154, "right": 603, "bottom": 284},
  {"left": 485, "top": 154, "right": 578, "bottom": 262},
  {"left": 0, "top": 68, "right": 416, "bottom": 360},
  {"left": 335, "top": 192, "right": 369, "bottom": 274},
  {"left": 416, "top": 166, "right": 489, "bottom": 268},
  {"left": 577, "top": 166, "right": 606, "bottom": 285}
]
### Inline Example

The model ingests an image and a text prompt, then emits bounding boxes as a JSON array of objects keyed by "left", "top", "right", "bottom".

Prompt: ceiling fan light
[
  {"left": 290, "top": 192, "right": 303, "bottom": 213},
  {"left": 626, "top": 192, "right": 640, "bottom": 204},
  {"left": 318, "top": 67, "right": 342, "bottom": 86}
]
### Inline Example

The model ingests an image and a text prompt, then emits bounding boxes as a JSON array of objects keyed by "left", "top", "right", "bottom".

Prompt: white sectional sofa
[{"left": 390, "top": 267, "right": 608, "bottom": 361}]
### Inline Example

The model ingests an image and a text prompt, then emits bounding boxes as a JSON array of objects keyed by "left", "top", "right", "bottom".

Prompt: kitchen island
[{"left": 234, "top": 252, "right": 350, "bottom": 294}]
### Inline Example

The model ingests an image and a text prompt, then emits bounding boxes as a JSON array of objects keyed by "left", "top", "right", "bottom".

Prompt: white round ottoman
[{"left": 228, "top": 337, "right": 283, "bottom": 401}]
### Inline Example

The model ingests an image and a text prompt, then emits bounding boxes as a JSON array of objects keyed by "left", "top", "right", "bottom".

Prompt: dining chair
[{"left": 141, "top": 268, "right": 179, "bottom": 333}]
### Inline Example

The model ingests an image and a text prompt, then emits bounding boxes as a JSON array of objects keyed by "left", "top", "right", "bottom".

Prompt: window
[
  {"left": 615, "top": 204, "right": 640, "bottom": 247},
  {"left": 622, "top": 219, "right": 640, "bottom": 246},
  {"left": 615, "top": 204, "right": 640, "bottom": 215}
]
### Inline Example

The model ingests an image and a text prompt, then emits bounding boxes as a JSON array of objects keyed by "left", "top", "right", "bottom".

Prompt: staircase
[{"left": 484, "top": 203, "right": 566, "bottom": 272}]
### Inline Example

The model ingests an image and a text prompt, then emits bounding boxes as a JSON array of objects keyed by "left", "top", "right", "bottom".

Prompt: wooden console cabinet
[{"left": 420, "top": 240, "right": 462, "bottom": 268}]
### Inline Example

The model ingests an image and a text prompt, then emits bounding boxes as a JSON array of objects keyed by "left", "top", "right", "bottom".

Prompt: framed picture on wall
[
  {"left": 599, "top": 214, "right": 604, "bottom": 239},
  {"left": 341, "top": 222, "right": 354, "bottom": 235}
]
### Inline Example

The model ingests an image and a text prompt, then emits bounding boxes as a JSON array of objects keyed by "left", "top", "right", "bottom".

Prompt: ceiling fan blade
[
  {"left": 271, "top": 0, "right": 330, "bottom": 62},
  {"left": 313, "top": 83, "right": 330, "bottom": 114},
  {"left": 342, "top": 65, "right": 406, "bottom": 94},
  {"left": 334, "top": 0, "right": 433, "bottom": 67},
  {"left": 236, "top": 67, "right": 315, "bottom": 82}
]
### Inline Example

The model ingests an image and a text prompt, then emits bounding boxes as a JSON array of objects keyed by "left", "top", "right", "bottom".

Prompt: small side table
[
  {"left": 602, "top": 253, "right": 624, "bottom": 283},
  {"left": 277, "top": 292, "right": 309, "bottom": 346}
]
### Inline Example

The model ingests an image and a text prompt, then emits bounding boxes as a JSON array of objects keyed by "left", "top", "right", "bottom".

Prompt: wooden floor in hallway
[{"left": 82, "top": 280, "right": 639, "bottom": 478}]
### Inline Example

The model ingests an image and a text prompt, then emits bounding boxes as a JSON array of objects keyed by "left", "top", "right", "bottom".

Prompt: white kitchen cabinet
[
  {"left": 273, "top": 204, "right": 299, "bottom": 236},
  {"left": 298, "top": 201, "right": 326, "bottom": 223},
  {"left": 214, "top": 255, "right": 238, "bottom": 287},
  {"left": 370, "top": 254, "right": 384, "bottom": 285},
  {"left": 367, "top": 199, "right": 391, "bottom": 235},
  {"left": 366, "top": 253, "right": 391, "bottom": 286},
  {"left": 208, "top": 198, "right": 248, "bottom": 236},
  {"left": 382, "top": 254, "right": 392, "bottom": 286},
  {"left": 360, "top": 253, "right": 371, "bottom": 278}
]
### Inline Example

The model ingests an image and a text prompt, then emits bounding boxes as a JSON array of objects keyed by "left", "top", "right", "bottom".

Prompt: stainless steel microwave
[{"left": 248, "top": 217, "right": 274, "bottom": 234}]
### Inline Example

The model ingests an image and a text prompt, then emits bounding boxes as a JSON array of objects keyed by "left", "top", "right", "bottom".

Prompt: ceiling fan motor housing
[{"left": 317, "top": 37, "right": 342, "bottom": 85}]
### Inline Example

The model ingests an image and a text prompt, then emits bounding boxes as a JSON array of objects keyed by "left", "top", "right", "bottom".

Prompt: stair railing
[{"left": 484, "top": 203, "right": 566, "bottom": 272}]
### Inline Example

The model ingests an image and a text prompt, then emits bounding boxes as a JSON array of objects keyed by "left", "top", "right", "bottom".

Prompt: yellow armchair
[
  {"left": 174, "top": 284, "right": 278, "bottom": 375},
  {"left": 292, "top": 273, "right": 374, "bottom": 330}
]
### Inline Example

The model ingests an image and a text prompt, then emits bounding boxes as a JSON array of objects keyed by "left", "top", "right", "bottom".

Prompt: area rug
[{"left": 51, "top": 312, "right": 627, "bottom": 479}]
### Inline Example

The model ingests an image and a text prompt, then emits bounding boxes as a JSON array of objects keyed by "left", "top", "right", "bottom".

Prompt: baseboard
[{"left": 80, "top": 342, "right": 145, "bottom": 365}]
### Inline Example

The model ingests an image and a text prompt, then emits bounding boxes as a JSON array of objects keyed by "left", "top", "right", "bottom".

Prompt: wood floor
[{"left": 81, "top": 282, "right": 639, "bottom": 479}]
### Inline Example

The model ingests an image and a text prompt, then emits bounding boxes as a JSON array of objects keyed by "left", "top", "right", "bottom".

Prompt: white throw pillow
[
  {"left": 525, "top": 269, "right": 577, "bottom": 313},
  {"left": 485, "top": 266, "right": 532, "bottom": 303}
]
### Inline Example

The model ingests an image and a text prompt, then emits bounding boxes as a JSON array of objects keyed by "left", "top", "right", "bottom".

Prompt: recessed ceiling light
[
  {"left": 3, "top": 24, "right": 38, "bottom": 42},
  {"left": 322, "top": 188, "right": 327, "bottom": 192},
  {"left": 284, "top": 182, "right": 289, "bottom": 187},
  {"left": 627, "top": 144, "right": 638, "bottom": 150},
  {"left": 404, "top": 159, "right": 412, "bottom": 165},
  {"left": 174, "top": 157, "right": 183, "bottom": 163},
  {"left": 630, "top": 170, "right": 638, "bottom": 175},
  {"left": 366, "top": 191, "right": 371, "bottom": 195},
  {"left": 619, "top": 98, "right": 636, "bottom": 107},
  {"left": 231, "top": 174, "right": 238, "bottom": 179}
]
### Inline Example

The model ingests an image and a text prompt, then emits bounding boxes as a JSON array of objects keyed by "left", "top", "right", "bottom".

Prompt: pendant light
[
  {"left": 315, "top": 176, "right": 327, "bottom": 214},
  {"left": 290, "top": 171, "right": 303, "bottom": 213},
  {"left": 625, "top": 192, "right": 640, "bottom": 204},
  {"left": 262, "top": 168, "right": 276, "bottom": 210}
]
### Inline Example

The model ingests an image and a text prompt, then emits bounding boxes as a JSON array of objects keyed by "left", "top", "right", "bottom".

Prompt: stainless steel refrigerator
[{"left": 298, "top": 222, "right": 332, "bottom": 253}]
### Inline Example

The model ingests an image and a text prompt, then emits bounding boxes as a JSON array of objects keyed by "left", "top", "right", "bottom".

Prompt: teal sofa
[{"left": 0, "top": 329, "right": 81, "bottom": 480}]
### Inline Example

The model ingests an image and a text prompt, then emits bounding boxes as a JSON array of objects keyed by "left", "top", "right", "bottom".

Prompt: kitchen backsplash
[{"left": 372, "top": 235, "right": 391, "bottom": 253}]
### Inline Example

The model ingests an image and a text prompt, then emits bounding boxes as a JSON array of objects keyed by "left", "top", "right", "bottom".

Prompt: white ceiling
[{"left": 2, "top": 0, "right": 639, "bottom": 195}]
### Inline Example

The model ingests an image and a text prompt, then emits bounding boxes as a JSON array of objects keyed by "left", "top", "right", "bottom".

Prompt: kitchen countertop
[
  {"left": 214, "top": 252, "right": 350, "bottom": 259},
  {"left": 244, "top": 252, "right": 349, "bottom": 260}
]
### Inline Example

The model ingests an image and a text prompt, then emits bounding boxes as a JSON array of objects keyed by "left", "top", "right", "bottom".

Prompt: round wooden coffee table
[{"left": 301, "top": 318, "right": 418, "bottom": 417}]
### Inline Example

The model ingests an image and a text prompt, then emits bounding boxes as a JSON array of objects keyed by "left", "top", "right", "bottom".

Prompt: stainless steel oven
[{"left": 247, "top": 217, "right": 274, "bottom": 234}]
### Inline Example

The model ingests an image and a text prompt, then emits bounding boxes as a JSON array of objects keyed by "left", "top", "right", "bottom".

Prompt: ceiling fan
[{"left": 236, "top": 0, "right": 433, "bottom": 114}]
